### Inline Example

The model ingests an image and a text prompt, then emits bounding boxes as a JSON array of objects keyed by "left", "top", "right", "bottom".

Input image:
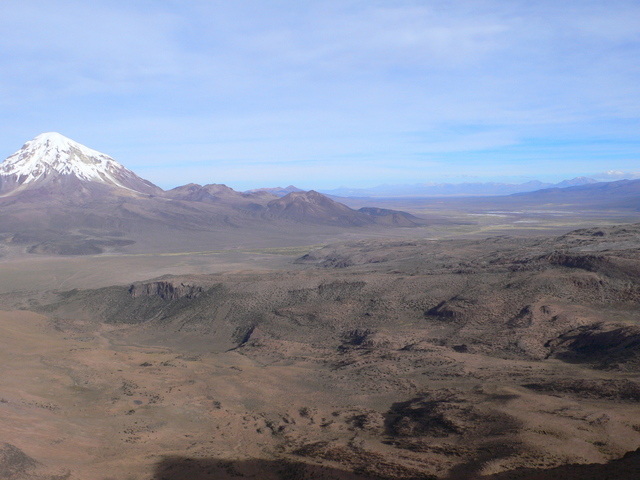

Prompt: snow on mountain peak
[{"left": 0, "top": 132, "right": 158, "bottom": 194}]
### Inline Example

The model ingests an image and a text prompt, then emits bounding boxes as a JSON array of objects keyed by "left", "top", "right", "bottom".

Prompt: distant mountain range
[
  {"left": 0, "top": 133, "right": 424, "bottom": 255},
  {"left": 316, "top": 177, "right": 598, "bottom": 198},
  {"left": 2, "top": 132, "right": 639, "bottom": 256},
  {"left": 506, "top": 178, "right": 640, "bottom": 210}
]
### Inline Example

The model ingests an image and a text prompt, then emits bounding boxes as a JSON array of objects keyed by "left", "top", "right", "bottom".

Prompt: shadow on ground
[
  {"left": 466, "top": 447, "right": 640, "bottom": 480},
  {"left": 152, "top": 448, "right": 640, "bottom": 480},
  {"left": 152, "top": 456, "right": 382, "bottom": 480}
]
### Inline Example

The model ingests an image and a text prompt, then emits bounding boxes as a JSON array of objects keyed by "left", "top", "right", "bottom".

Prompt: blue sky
[{"left": 0, "top": 0, "right": 639, "bottom": 190}]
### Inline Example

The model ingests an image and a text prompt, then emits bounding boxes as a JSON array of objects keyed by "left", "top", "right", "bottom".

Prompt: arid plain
[{"left": 2, "top": 200, "right": 640, "bottom": 480}]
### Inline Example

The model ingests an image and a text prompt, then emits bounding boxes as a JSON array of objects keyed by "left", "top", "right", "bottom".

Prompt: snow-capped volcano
[{"left": 0, "top": 132, "right": 161, "bottom": 196}]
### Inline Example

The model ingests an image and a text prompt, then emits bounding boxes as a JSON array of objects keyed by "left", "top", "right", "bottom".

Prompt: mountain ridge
[
  {"left": 0, "top": 133, "right": 426, "bottom": 255},
  {"left": 318, "top": 177, "right": 598, "bottom": 198}
]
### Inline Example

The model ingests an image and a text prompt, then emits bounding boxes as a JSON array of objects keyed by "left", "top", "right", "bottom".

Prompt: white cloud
[
  {"left": 0, "top": 1, "right": 639, "bottom": 188},
  {"left": 594, "top": 170, "right": 640, "bottom": 181}
]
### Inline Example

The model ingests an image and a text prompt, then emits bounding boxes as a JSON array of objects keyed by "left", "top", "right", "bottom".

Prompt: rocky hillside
[{"left": 25, "top": 223, "right": 640, "bottom": 479}]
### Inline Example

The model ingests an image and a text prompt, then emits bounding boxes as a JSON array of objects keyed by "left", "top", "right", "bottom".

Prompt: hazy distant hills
[
  {"left": 508, "top": 178, "right": 640, "bottom": 209},
  {"left": 319, "top": 177, "right": 598, "bottom": 198}
]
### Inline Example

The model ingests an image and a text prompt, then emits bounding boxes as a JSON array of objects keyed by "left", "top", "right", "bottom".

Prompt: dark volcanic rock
[
  {"left": 129, "top": 281, "right": 205, "bottom": 300},
  {"left": 523, "top": 379, "right": 640, "bottom": 401},
  {"left": 547, "top": 323, "right": 640, "bottom": 369},
  {"left": 0, "top": 443, "right": 38, "bottom": 480}
]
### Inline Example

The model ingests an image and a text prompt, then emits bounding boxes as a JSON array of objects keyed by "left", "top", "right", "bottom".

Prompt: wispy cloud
[
  {"left": 594, "top": 170, "right": 640, "bottom": 181},
  {"left": 0, "top": 1, "right": 638, "bottom": 188}
]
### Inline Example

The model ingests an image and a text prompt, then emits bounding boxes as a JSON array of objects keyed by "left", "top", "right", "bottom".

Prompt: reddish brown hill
[
  {"left": 265, "top": 190, "right": 422, "bottom": 227},
  {"left": 266, "top": 190, "right": 374, "bottom": 226}
]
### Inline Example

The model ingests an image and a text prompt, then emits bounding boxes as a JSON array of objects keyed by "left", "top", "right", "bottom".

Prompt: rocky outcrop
[
  {"left": 128, "top": 281, "right": 204, "bottom": 300},
  {"left": 546, "top": 253, "right": 610, "bottom": 271},
  {"left": 546, "top": 323, "right": 640, "bottom": 369}
]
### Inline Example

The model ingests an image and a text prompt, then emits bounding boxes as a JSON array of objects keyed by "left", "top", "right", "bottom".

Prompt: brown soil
[{"left": 1, "top": 224, "right": 640, "bottom": 479}]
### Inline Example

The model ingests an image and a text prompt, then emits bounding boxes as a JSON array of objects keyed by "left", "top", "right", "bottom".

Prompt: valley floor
[
  {"left": 1, "top": 307, "right": 639, "bottom": 480},
  {"left": 2, "top": 222, "right": 640, "bottom": 479}
]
